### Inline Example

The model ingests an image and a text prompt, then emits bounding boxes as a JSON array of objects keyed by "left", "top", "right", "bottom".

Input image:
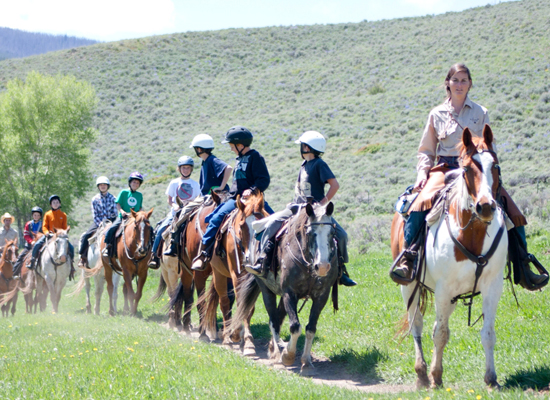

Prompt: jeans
[
  {"left": 404, "top": 210, "right": 429, "bottom": 246},
  {"left": 152, "top": 215, "right": 173, "bottom": 254},
  {"left": 104, "top": 216, "right": 123, "bottom": 246},
  {"left": 79, "top": 223, "right": 98, "bottom": 256}
]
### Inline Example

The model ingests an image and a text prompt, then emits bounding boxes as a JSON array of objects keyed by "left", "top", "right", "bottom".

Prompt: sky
[{"left": 0, "top": 0, "right": 515, "bottom": 42}]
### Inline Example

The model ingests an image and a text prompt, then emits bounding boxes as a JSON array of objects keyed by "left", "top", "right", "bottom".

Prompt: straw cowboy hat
[{"left": 1, "top": 213, "right": 14, "bottom": 224}]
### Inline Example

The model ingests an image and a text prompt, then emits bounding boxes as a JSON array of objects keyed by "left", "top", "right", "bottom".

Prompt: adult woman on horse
[
  {"left": 163, "top": 134, "right": 233, "bottom": 257},
  {"left": 78, "top": 176, "right": 117, "bottom": 268},
  {"left": 29, "top": 195, "right": 75, "bottom": 273},
  {"left": 392, "top": 63, "right": 547, "bottom": 287},
  {"left": 191, "top": 126, "right": 274, "bottom": 271},
  {"left": 102, "top": 172, "right": 145, "bottom": 258},
  {"left": 148, "top": 156, "right": 200, "bottom": 268}
]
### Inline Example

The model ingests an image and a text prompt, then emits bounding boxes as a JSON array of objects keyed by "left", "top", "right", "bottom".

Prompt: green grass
[{"left": 1, "top": 235, "right": 549, "bottom": 398}]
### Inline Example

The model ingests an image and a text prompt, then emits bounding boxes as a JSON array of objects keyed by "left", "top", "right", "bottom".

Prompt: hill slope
[
  {"left": 0, "top": 0, "right": 549, "bottom": 248},
  {"left": 0, "top": 27, "right": 98, "bottom": 59}
]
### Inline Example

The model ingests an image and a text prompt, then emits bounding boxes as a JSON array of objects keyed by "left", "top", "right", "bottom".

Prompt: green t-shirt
[{"left": 116, "top": 189, "right": 143, "bottom": 215}]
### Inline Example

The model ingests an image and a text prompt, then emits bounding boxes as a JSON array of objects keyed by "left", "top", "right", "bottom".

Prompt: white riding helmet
[
  {"left": 295, "top": 131, "right": 326, "bottom": 153},
  {"left": 189, "top": 134, "right": 215, "bottom": 149},
  {"left": 96, "top": 176, "right": 110, "bottom": 187}
]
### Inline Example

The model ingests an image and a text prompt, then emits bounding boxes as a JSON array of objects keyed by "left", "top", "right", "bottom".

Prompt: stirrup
[
  {"left": 519, "top": 254, "right": 549, "bottom": 291},
  {"left": 245, "top": 260, "right": 265, "bottom": 276},
  {"left": 389, "top": 250, "right": 417, "bottom": 286},
  {"left": 191, "top": 252, "right": 210, "bottom": 271}
]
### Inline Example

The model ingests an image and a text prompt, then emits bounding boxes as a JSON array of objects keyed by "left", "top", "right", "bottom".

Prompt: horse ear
[
  {"left": 462, "top": 127, "right": 473, "bottom": 149},
  {"left": 53, "top": 227, "right": 58, "bottom": 233},
  {"left": 236, "top": 195, "right": 245, "bottom": 212},
  {"left": 131, "top": 209, "right": 137, "bottom": 218},
  {"left": 306, "top": 203, "right": 314, "bottom": 217},
  {"left": 66, "top": 226, "right": 71, "bottom": 233},
  {"left": 212, "top": 190, "right": 220, "bottom": 205},
  {"left": 325, "top": 202, "right": 334, "bottom": 216},
  {"left": 146, "top": 208, "right": 154, "bottom": 219},
  {"left": 483, "top": 124, "right": 493, "bottom": 146}
]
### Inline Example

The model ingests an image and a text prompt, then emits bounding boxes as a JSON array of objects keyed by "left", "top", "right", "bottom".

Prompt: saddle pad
[
  {"left": 275, "top": 219, "right": 291, "bottom": 241},
  {"left": 219, "top": 209, "right": 238, "bottom": 235}
]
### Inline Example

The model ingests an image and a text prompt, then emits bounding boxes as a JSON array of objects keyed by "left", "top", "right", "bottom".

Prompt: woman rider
[{"left": 392, "top": 63, "right": 547, "bottom": 287}]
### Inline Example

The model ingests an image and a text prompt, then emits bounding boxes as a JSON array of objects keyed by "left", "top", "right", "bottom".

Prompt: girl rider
[
  {"left": 78, "top": 176, "right": 117, "bottom": 268},
  {"left": 191, "top": 126, "right": 274, "bottom": 271},
  {"left": 13, "top": 207, "right": 42, "bottom": 274},
  {"left": 29, "top": 195, "right": 75, "bottom": 273},
  {"left": 163, "top": 134, "right": 233, "bottom": 257},
  {"left": 102, "top": 172, "right": 144, "bottom": 258},
  {"left": 245, "top": 131, "right": 356, "bottom": 286},
  {"left": 148, "top": 156, "right": 200, "bottom": 268}
]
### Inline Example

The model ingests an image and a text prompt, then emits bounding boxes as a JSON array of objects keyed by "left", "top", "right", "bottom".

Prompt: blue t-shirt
[
  {"left": 294, "top": 158, "right": 335, "bottom": 203},
  {"left": 229, "top": 149, "right": 270, "bottom": 199},
  {"left": 200, "top": 155, "right": 229, "bottom": 195}
]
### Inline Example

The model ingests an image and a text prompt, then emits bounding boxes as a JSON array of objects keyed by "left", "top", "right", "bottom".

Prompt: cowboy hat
[{"left": 1, "top": 213, "right": 14, "bottom": 224}]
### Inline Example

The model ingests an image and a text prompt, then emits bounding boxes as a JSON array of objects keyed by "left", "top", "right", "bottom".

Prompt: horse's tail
[
  {"left": 395, "top": 286, "right": 430, "bottom": 341},
  {"left": 66, "top": 270, "right": 87, "bottom": 297},
  {"left": 229, "top": 273, "right": 260, "bottom": 334},
  {"left": 150, "top": 274, "right": 167, "bottom": 303},
  {"left": 199, "top": 279, "right": 220, "bottom": 337},
  {"left": 84, "top": 258, "right": 104, "bottom": 278},
  {"left": 0, "top": 281, "right": 20, "bottom": 306},
  {"left": 167, "top": 280, "right": 184, "bottom": 314},
  {"left": 17, "top": 277, "right": 33, "bottom": 296}
]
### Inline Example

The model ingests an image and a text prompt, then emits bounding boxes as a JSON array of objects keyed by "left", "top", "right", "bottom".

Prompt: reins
[{"left": 121, "top": 217, "right": 150, "bottom": 272}]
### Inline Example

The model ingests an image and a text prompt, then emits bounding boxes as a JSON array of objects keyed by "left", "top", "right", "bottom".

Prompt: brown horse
[
  {"left": 93, "top": 209, "right": 153, "bottom": 316},
  {"left": 201, "top": 189, "right": 268, "bottom": 354},
  {"left": 0, "top": 240, "right": 20, "bottom": 317},
  {"left": 157, "top": 196, "right": 220, "bottom": 338}
]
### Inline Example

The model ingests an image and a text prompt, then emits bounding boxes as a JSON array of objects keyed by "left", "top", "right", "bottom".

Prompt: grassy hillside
[{"left": 0, "top": 0, "right": 549, "bottom": 247}]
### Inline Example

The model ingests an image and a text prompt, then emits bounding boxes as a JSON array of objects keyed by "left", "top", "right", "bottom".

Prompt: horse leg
[
  {"left": 429, "top": 293, "right": 455, "bottom": 389},
  {"left": 301, "top": 289, "right": 332, "bottom": 376},
  {"left": 112, "top": 273, "right": 120, "bottom": 313},
  {"left": 121, "top": 267, "right": 133, "bottom": 315},
  {"left": 257, "top": 280, "right": 281, "bottom": 360},
  {"left": 94, "top": 272, "right": 105, "bottom": 316},
  {"left": 281, "top": 290, "right": 301, "bottom": 366},
  {"left": 132, "top": 270, "right": 147, "bottom": 316},
  {"left": 180, "top": 272, "right": 194, "bottom": 334},
  {"left": 481, "top": 278, "right": 504, "bottom": 388},
  {"left": 163, "top": 264, "right": 181, "bottom": 329},
  {"left": 402, "top": 285, "right": 430, "bottom": 389},
  {"left": 84, "top": 272, "right": 92, "bottom": 314},
  {"left": 105, "top": 266, "right": 116, "bottom": 316},
  {"left": 194, "top": 271, "right": 210, "bottom": 341},
  {"left": 213, "top": 270, "right": 232, "bottom": 346},
  {"left": 10, "top": 292, "right": 18, "bottom": 316}
]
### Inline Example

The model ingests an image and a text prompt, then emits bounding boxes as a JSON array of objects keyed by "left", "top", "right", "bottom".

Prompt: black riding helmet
[
  {"left": 49, "top": 195, "right": 61, "bottom": 204},
  {"left": 31, "top": 206, "right": 43, "bottom": 216},
  {"left": 222, "top": 126, "right": 253, "bottom": 147}
]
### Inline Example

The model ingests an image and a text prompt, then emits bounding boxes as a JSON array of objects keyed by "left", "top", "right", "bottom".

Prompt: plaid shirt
[{"left": 91, "top": 192, "right": 117, "bottom": 227}]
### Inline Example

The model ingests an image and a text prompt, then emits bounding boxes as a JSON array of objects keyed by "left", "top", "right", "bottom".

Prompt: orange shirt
[{"left": 43, "top": 208, "right": 67, "bottom": 234}]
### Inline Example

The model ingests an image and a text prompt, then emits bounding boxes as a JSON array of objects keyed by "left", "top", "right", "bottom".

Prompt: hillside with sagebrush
[{"left": 0, "top": 0, "right": 549, "bottom": 250}]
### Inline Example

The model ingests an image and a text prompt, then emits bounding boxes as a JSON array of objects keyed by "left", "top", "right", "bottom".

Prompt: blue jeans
[
  {"left": 32, "top": 234, "right": 74, "bottom": 260},
  {"left": 202, "top": 199, "right": 274, "bottom": 248},
  {"left": 404, "top": 210, "right": 429, "bottom": 246},
  {"left": 152, "top": 215, "right": 173, "bottom": 254}
]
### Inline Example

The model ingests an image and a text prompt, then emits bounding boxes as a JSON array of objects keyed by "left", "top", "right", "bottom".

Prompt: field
[{"left": 1, "top": 236, "right": 549, "bottom": 399}]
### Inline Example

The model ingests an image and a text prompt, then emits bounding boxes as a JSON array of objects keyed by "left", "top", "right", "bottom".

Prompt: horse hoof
[
  {"left": 281, "top": 351, "right": 295, "bottom": 366},
  {"left": 199, "top": 333, "right": 211, "bottom": 343},
  {"left": 86, "top": 306, "right": 92, "bottom": 314},
  {"left": 300, "top": 362, "right": 316, "bottom": 376},
  {"left": 243, "top": 347, "right": 257, "bottom": 357}
]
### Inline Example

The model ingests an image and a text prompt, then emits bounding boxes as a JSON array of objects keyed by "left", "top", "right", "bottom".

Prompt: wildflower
[
  {"left": 78, "top": 352, "right": 83, "bottom": 355},
  {"left": 468, "top": 390, "right": 475, "bottom": 393},
  {"left": 93, "top": 348, "right": 98, "bottom": 351},
  {"left": 191, "top": 347, "right": 195, "bottom": 350},
  {"left": 179, "top": 344, "right": 182, "bottom": 347},
  {"left": 70, "top": 355, "right": 75, "bottom": 358},
  {"left": 446, "top": 388, "right": 452, "bottom": 392},
  {"left": 127, "top": 347, "right": 134, "bottom": 352},
  {"left": 476, "top": 396, "right": 482, "bottom": 400},
  {"left": 140, "top": 365, "right": 144, "bottom": 368},
  {"left": 63, "top": 355, "right": 66, "bottom": 358},
  {"left": 42, "top": 351, "right": 46, "bottom": 353},
  {"left": 134, "top": 341, "right": 138, "bottom": 345},
  {"left": 52, "top": 357, "right": 56, "bottom": 360},
  {"left": 151, "top": 376, "right": 154, "bottom": 380},
  {"left": 48, "top": 333, "right": 52, "bottom": 336},
  {"left": 8, "top": 325, "right": 12, "bottom": 328},
  {"left": 34, "top": 322, "right": 38, "bottom": 325},
  {"left": 0, "top": 345, "right": 3, "bottom": 348},
  {"left": 85, "top": 350, "right": 89, "bottom": 353}
]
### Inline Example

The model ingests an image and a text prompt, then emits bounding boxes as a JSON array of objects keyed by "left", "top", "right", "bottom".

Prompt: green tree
[{"left": 0, "top": 71, "right": 97, "bottom": 237}]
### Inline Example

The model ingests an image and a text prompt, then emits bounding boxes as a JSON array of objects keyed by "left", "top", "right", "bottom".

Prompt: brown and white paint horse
[
  {"left": 0, "top": 240, "right": 20, "bottom": 316},
  {"left": 391, "top": 125, "right": 508, "bottom": 389}
]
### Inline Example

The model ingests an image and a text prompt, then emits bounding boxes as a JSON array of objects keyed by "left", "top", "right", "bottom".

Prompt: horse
[
  {"left": 232, "top": 202, "right": 339, "bottom": 374},
  {"left": 0, "top": 240, "right": 21, "bottom": 316},
  {"left": 93, "top": 209, "right": 153, "bottom": 316},
  {"left": 156, "top": 195, "right": 219, "bottom": 337},
  {"left": 34, "top": 228, "right": 73, "bottom": 313},
  {"left": 200, "top": 189, "right": 268, "bottom": 355},
  {"left": 391, "top": 125, "right": 508, "bottom": 389},
  {"left": 69, "top": 222, "right": 121, "bottom": 315}
]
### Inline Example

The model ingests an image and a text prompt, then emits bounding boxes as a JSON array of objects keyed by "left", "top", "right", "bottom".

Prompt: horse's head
[
  {"left": 131, "top": 208, "right": 154, "bottom": 257},
  {"left": 1, "top": 239, "right": 18, "bottom": 265},
  {"left": 460, "top": 125, "right": 500, "bottom": 222},
  {"left": 52, "top": 228, "right": 70, "bottom": 263},
  {"left": 236, "top": 189, "right": 269, "bottom": 267},
  {"left": 303, "top": 202, "right": 337, "bottom": 277}
]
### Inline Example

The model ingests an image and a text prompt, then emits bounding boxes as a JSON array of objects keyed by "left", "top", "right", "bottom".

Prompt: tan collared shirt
[
  {"left": 416, "top": 96, "right": 490, "bottom": 181},
  {"left": 0, "top": 226, "right": 18, "bottom": 250}
]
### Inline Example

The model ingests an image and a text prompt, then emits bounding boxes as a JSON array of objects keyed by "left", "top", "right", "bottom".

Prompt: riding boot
[
  {"left": 163, "top": 232, "right": 178, "bottom": 257},
  {"left": 510, "top": 226, "right": 549, "bottom": 289},
  {"left": 191, "top": 243, "right": 214, "bottom": 271},
  {"left": 102, "top": 244, "right": 111, "bottom": 258},
  {"left": 78, "top": 256, "right": 88, "bottom": 269},
  {"left": 339, "top": 264, "right": 357, "bottom": 286},
  {"left": 28, "top": 257, "right": 37, "bottom": 270},
  {"left": 148, "top": 254, "right": 160, "bottom": 269},
  {"left": 392, "top": 240, "right": 421, "bottom": 283},
  {"left": 245, "top": 240, "right": 274, "bottom": 276}
]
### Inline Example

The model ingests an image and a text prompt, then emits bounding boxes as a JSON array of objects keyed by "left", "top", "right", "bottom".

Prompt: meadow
[
  {"left": 1, "top": 237, "right": 549, "bottom": 399},
  {"left": 0, "top": 0, "right": 549, "bottom": 247}
]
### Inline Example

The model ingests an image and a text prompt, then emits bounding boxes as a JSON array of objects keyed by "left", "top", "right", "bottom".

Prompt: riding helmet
[
  {"left": 189, "top": 134, "right": 215, "bottom": 150},
  {"left": 128, "top": 172, "right": 144, "bottom": 184},
  {"left": 49, "top": 195, "right": 61, "bottom": 204},
  {"left": 31, "top": 206, "right": 43, "bottom": 215},
  {"left": 177, "top": 155, "right": 195, "bottom": 167},
  {"left": 295, "top": 131, "right": 326, "bottom": 153},
  {"left": 221, "top": 126, "right": 253, "bottom": 147},
  {"left": 96, "top": 176, "right": 110, "bottom": 187}
]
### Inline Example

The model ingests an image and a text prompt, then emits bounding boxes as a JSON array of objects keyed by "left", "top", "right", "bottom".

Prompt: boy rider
[
  {"left": 78, "top": 176, "right": 117, "bottom": 268},
  {"left": 245, "top": 131, "right": 356, "bottom": 286},
  {"left": 102, "top": 172, "right": 144, "bottom": 258},
  {"left": 191, "top": 126, "right": 274, "bottom": 271},
  {"left": 163, "top": 134, "right": 233, "bottom": 257},
  {"left": 148, "top": 156, "right": 200, "bottom": 268}
]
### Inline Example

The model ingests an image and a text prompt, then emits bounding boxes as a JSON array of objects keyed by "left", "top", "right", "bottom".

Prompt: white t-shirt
[{"left": 166, "top": 177, "right": 200, "bottom": 214}]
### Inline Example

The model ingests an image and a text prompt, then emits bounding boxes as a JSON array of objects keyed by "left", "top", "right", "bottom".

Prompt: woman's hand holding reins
[{"left": 414, "top": 179, "right": 427, "bottom": 192}]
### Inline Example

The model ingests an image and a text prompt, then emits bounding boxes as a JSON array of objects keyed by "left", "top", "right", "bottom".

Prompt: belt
[{"left": 437, "top": 156, "right": 460, "bottom": 169}]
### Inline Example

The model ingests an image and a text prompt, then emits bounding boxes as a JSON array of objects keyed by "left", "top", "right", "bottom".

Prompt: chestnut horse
[
  {"left": 0, "top": 240, "right": 20, "bottom": 316},
  {"left": 91, "top": 209, "right": 153, "bottom": 316},
  {"left": 201, "top": 189, "right": 268, "bottom": 354},
  {"left": 391, "top": 125, "right": 508, "bottom": 389},
  {"left": 157, "top": 195, "right": 219, "bottom": 337}
]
